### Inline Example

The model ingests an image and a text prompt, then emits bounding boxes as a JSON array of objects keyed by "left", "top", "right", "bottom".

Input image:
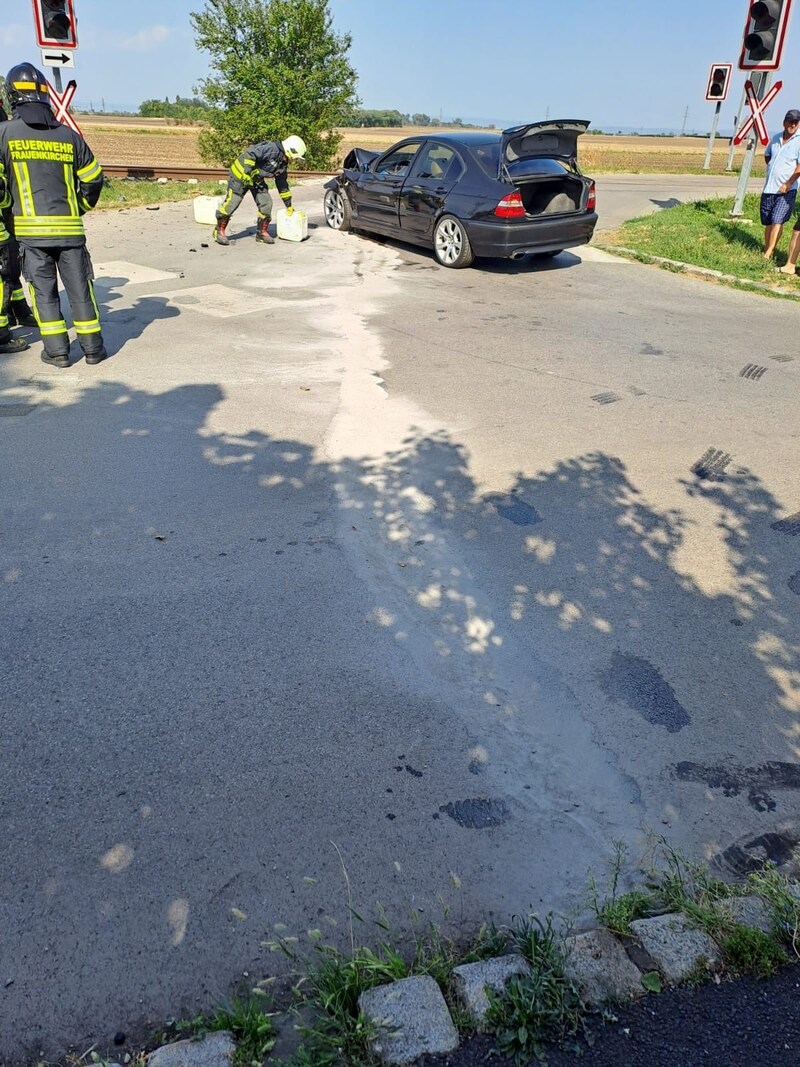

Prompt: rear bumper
[{"left": 464, "top": 212, "right": 598, "bottom": 259}]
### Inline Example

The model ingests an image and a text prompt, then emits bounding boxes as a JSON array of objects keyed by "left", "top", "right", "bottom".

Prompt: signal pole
[
  {"left": 731, "top": 71, "right": 770, "bottom": 217},
  {"left": 704, "top": 102, "right": 723, "bottom": 169},
  {"left": 726, "top": 83, "right": 748, "bottom": 170}
]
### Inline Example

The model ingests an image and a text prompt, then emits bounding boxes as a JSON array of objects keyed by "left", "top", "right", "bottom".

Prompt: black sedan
[{"left": 323, "top": 121, "right": 598, "bottom": 269}]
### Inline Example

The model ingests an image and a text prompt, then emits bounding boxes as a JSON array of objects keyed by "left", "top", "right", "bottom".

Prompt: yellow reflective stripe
[
  {"left": 38, "top": 321, "right": 68, "bottom": 335},
  {"left": 13, "top": 163, "right": 35, "bottom": 216},
  {"left": 280, "top": 189, "right": 292, "bottom": 200},
  {"left": 77, "top": 160, "right": 102, "bottom": 182},
  {"left": 231, "top": 160, "right": 249, "bottom": 181},
  {"left": 11, "top": 288, "right": 25, "bottom": 301},
  {"left": 12, "top": 80, "right": 48, "bottom": 91},
  {"left": 74, "top": 324, "right": 102, "bottom": 335},
  {"left": 64, "top": 165, "right": 81, "bottom": 218},
  {"left": 0, "top": 278, "right": 7, "bottom": 329}
]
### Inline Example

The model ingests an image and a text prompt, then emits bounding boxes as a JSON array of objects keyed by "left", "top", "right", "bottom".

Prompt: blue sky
[{"left": 2, "top": 0, "right": 800, "bottom": 132}]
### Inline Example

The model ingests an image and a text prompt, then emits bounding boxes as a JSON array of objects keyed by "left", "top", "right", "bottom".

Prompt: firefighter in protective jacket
[
  {"left": 0, "top": 99, "right": 37, "bottom": 340},
  {"left": 0, "top": 63, "right": 106, "bottom": 368},
  {"left": 214, "top": 135, "right": 306, "bottom": 246},
  {"left": 0, "top": 166, "right": 30, "bottom": 355}
]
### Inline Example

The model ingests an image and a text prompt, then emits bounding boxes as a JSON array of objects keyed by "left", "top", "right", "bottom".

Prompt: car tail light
[
  {"left": 494, "top": 191, "right": 526, "bottom": 218},
  {"left": 587, "top": 181, "right": 596, "bottom": 213}
]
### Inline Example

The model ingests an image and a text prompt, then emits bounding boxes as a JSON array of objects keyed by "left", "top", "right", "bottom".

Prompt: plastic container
[
  {"left": 193, "top": 194, "right": 224, "bottom": 225},
  {"left": 276, "top": 208, "right": 309, "bottom": 242}
]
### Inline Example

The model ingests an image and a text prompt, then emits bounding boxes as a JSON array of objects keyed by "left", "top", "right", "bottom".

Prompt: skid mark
[
  {"left": 772, "top": 512, "right": 800, "bottom": 536},
  {"left": 691, "top": 448, "right": 732, "bottom": 482},
  {"left": 675, "top": 761, "right": 800, "bottom": 812},
  {"left": 740, "top": 364, "right": 768, "bottom": 381},
  {"left": 714, "top": 831, "right": 800, "bottom": 876},
  {"left": 439, "top": 798, "right": 510, "bottom": 829}
]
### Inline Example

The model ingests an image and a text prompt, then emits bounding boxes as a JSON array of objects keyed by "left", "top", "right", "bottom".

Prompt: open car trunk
[{"left": 516, "top": 173, "right": 585, "bottom": 216}]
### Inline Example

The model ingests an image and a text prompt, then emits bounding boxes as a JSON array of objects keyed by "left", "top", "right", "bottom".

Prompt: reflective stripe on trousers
[{"left": 20, "top": 243, "right": 103, "bottom": 356}]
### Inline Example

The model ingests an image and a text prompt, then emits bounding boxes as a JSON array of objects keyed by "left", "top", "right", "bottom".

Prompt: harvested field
[{"left": 78, "top": 116, "right": 764, "bottom": 176}]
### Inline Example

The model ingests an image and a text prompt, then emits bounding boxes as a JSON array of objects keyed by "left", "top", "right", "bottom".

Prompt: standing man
[
  {"left": 0, "top": 99, "right": 37, "bottom": 331},
  {"left": 0, "top": 63, "right": 106, "bottom": 368},
  {"left": 214, "top": 135, "right": 307, "bottom": 246},
  {"left": 760, "top": 109, "right": 800, "bottom": 260}
]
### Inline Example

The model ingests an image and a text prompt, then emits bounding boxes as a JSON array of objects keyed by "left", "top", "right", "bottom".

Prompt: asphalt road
[{"left": 0, "top": 175, "right": 797, "bottom": 1061}]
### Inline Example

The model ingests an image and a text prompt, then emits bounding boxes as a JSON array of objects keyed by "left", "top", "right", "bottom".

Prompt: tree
[
  {"left": 190, "top": 0, "right": 359, "bottom": 169},
  {"left": 412, "top": 113, "right": 431, "bottom": 126}
]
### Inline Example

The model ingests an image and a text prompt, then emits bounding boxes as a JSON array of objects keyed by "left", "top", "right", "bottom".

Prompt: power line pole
[{"left": 681, "top": 105, "right": 689, "bottom": 135}]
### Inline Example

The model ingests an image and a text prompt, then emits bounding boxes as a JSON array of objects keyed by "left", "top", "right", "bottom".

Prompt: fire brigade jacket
[
  {"left": 230, "top": 141, "right": 291, "bottom": 203},
  {"left": 0, "top": 118, "right": 104, "bottom": 247}
]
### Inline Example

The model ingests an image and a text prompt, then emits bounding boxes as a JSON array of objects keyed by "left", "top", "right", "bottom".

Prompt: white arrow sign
[{"left": 40, "top": 49, "right": 75, "bottom": 69}]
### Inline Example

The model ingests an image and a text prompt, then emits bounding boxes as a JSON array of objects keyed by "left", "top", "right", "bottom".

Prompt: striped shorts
[{"left": 760, "top": 190, "right": 797, "bottom": 225}]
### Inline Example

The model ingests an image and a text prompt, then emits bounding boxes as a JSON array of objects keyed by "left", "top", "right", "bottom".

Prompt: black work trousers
[{"left": 20, "top": 242, "right": 104, "bottom": 357}]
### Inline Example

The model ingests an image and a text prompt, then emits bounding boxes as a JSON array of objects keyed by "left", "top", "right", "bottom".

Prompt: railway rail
[{"left": 101, "top": 163, "right": 336, "bottom": 181}]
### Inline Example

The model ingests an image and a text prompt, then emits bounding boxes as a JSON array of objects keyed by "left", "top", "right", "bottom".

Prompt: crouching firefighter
[
  {"left": 214, "top": 135, "right": 306, "bottom": 246},
  {"left": 0, "top": 99, "right": 37, "bottom": 335},
  {"left": 0, "top": 63, "right": 107, "bottom": 368}
]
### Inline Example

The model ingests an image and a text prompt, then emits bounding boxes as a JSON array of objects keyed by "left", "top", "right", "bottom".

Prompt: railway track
[{"left": 101, "top": 163, "right": 336, "bottom": 181}]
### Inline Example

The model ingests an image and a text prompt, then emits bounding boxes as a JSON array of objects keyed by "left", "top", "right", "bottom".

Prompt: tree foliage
[
  {"left": 190, "top": 0, "right": 359, "bottom": 169},
  {"left": 139, "top": 96, "right": 209, "bottom": 120},
  {"left": 342, "top": 108, "right": 406, "bottom": 127}
]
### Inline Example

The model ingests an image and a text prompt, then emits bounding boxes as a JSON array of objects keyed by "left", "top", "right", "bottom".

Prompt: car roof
[{"left": 417, "top": 131, "right": 502, "bottom": 147}]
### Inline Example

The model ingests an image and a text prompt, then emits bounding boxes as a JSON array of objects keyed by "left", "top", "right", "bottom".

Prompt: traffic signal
[
  {"left": 31, "top": 1, "right": 79, "bottom": 49},
  {"left": 739, "top": 0, "right": 794, "bottom": 70},
  {"left": 706, "top": 64, "right": 732, "bottom": 101}
]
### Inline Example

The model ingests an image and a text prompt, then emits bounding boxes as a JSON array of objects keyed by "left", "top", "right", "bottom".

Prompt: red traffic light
[
  {"left": 706, "top": 63, "right": 732, "bottom": 101},
  {"left": 31, "top": 0, "right": 78, "bottom": 49}
]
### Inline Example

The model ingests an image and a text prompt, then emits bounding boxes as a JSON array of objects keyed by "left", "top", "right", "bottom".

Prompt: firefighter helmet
[
  {"left": 6, "top": 62, "right": 51, "bottom": 108},
  {"left": 282, "top": 135, "right": 307, "bottom": 162}
]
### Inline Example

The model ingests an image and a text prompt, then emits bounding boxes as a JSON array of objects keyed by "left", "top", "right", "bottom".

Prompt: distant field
[{"left": 78, "top": 116, "right": 764, "bottom": 176}]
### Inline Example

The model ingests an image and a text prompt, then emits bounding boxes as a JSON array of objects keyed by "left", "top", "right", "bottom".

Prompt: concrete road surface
[{"left": 1, "top": 176, "right": 797, "bottom": 1061}]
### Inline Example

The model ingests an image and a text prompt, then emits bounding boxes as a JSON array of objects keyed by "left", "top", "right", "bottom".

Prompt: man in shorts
[{"left": 760, "top": 109, "right": 800, "bottom": 260}]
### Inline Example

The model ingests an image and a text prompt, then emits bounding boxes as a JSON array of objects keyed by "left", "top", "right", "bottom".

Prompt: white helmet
[{"left": 282, "top": 135, "right": 307, "bottom": 162}]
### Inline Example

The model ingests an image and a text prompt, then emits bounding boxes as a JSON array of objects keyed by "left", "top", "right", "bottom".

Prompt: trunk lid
[{"left": 501, "top": 120, "right": 590, "bottom": 169}]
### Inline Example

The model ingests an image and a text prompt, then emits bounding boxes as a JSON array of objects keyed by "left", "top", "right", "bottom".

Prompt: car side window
[
  {"left": 411, "top": 143, "right": 463, "bottom": 182},
  {"left": 374, "top": 143, "right": 422, "bottom": 178}
]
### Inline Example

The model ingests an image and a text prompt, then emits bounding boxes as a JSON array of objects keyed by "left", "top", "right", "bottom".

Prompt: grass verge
[
  {"left": 96, "top": 179, "right": 224, "bottom": 211},
  {"left": 601, "top": 193, "right": 800, "bottom": 291}
]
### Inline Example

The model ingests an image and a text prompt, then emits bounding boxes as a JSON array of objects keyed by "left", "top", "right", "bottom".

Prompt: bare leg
[
  {"left": 778, "top": 228, "right": 800, "bottom": 274},
  {"left": 764, "top": 223, "right": 784, "bottom": 258}
]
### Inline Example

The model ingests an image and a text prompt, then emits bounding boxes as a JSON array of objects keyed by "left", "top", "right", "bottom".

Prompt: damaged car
[{"left": 323, "top": 121, "right": 598, "bottom": 269}]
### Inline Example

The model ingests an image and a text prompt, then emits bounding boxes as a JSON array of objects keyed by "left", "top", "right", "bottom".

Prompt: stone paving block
[
  {"left": 148, "top": 1032, "right": 235, "bottom": 1067},
  {"left": 563, "top": 928, "right": 644, "bottom": 1004},
  {"left": 451, "top": 954, "right": 531, "bottom": 1027},
  {"left": 359, "top": 975, "right": 459, "bottom": 1065},
  {"left": 726, "top": 895, "right": 774, "bottom": 934},
  {"left": 630, "top": 913, "right": 720, "bottom": 984}
]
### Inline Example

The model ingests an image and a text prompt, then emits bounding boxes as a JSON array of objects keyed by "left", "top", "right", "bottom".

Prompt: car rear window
[
  {"left": 471, "top": 142, "right": 501, "bottom": 178},
  {"left": 505, "top": 157, "right": 571, "bottom": 179}
]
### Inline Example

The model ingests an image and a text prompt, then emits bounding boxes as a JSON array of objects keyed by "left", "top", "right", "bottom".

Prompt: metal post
[
  {"left": 52, "top": 67, "right": 63, "bottom": 95},
  {"left": 704, "top": 101, "right": 723, "bottom": 170},
  {"left": 731, "top": 71, "right": 770, "bottom": 218},
  {"left": 726, "top": 83, "right": 747, "bottom": 171}
]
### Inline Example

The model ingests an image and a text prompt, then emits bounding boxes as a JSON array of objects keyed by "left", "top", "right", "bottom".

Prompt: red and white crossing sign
[
  {"left": 734, "top": 78, "right": 783, "bottom": 145},
  {"left": 47, "top": 78, "right": 84, "bottom": 137}
]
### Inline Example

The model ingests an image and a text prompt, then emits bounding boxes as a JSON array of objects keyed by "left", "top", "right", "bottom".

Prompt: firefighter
[
  {"left": 0, "top": 62, "right": 106, "bottom": 368},
  {"left": 214, "top": 135, "right": 307, "bottom": 246},
  {"left": 0, "top": 99, "right": 37, "bottom": 333},
  {"left": 0, "top": 165, "right": 29, "bottom": 355}
]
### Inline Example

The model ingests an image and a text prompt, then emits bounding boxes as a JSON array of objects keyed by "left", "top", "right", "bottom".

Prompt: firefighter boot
[
  {"left": 0, "top": 330, "right": 29, "bottom": 354},
  {"left": 83, "top": 340, "right": 108, "bottom": 366},
  {"left": 9, "top": 298, "right": 38, "bottom": 328},
  {"left": 213, "top": 216, "right": 231, "bottom": 246},
  {"left": 255, "top": 217, "right": 274, "bottom": 244},
  {"left": 40, "top": 342, "right": 69, "bottom": 368}
]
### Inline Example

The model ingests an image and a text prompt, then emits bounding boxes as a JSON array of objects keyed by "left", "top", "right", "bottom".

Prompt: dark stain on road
[
  {"left": 772, "top": 511, "right": 800, "bottom": 536},
  {"left": 485, "top": 494, "right": 542, "bottom": 527},
  {"left": 439, "top": 798, "right": 510, "bottom": 829},
  {"left": 640, "top": 343, "right": 664, "bottom": 355},
  {"left": 599, "top": 652, "right": 690, "bottom": 733},
  {"left": 592, "top": 392, "right": 622, "bottom": 405},
  {"left": 789, "top": 572, "right": 800, "bottom": 595},
  {"left": 674, "top": 761, "right": 800, "bottom": 812},
  {"left": 740, "top": 364, "right": 768, "bottom": 381},
  {"left": 771, "top": 353, "right": 795, "bottom": 362},
  {"left": 713, "top": 830, "right": 800, "bottom": 876},
  {"left": 691, "top": 448, "right": 732, "bottom": 482}
]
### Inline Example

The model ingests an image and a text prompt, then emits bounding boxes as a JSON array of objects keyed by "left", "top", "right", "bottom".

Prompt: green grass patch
[
  {"left": 721, "top": 925, "right": 789, "bottom": 978},
  {"left": 177, "top": 995, "right": 276, "bottom": 1067},
  {"left": 606, "top": 193, "right": 800, "bottom": 289},
  {"left": 97, "top": 179, "right": 224, "bottom": 211}
]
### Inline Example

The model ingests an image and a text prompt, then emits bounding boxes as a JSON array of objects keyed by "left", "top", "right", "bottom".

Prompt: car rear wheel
[
  {"left": 324, "top": 188, "right": 351, "bottom": 231},
  {"left": 433, "top": 215, "right": 474, "bottom": 269}
]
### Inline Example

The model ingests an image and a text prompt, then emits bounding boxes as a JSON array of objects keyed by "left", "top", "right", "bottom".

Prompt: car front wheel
[
  {"left": 433, "top": 215, "right": 474, "bottom": 269},
  {"left": 324, "top": 188, "right": 352, "bottom": 231}
]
